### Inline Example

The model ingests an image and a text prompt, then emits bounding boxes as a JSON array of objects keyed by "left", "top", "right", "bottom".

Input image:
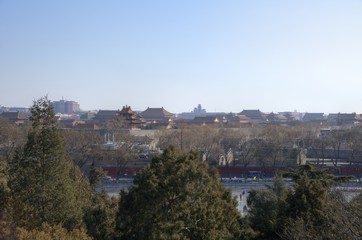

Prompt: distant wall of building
[{"left": 52, "top": 100, "right": 80, "bottom": 114}]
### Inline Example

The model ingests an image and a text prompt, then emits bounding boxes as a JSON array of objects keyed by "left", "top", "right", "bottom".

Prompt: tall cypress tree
[{"left": 9, "top": 97, "right": 88, "bottom": 230}]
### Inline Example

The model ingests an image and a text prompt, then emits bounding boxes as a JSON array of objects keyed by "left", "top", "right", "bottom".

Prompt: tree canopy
[
  {"left": 9, "top": 97, "right": 91, "bottom": 230},
  {"left": 115, "top": 146, "right": 241, "bottom": 240},
  {"left": 242, "top": 165, "right": 362, "bottom": 240}
]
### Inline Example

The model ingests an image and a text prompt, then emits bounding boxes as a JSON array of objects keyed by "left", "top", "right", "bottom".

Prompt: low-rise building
[
  {"left": 302, "top": 112, "right": 325, "bottom": 123},
  {"left": 0, "top": 111, "right": 28, "bottom": 125},
  {"left": 140, "top": 107, "right": 174, "bottom": 128},
  {"left": 327, "top": 113, "right": 360, "bottom": 125}
]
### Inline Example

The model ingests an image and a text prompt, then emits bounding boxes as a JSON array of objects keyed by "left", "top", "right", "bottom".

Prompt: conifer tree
[
  {"left": 9, "top": 97, "right": 89, "bottom": 230},
  {"left": 281, "top": 165, "right": 349, "bottom": 239},
  {"left": 244, "top": 176, "right": 288, "bottom": 240},
  {"left": 84, "top": 190, "right": 118, "bottom": 240},
  {"left": 16, "top": 223, "right": 91, "bottom": 240},
  {"left": 115, "top": 146, "right": 241, "bottom": 240},
  {"left": 242, "top": 165, "right": 361, "bottom": 240},
  {"left": 84, "top": 167, "right": 118, "bottom": 240},
  {"left": 0, "top": 159, "right": 11, "bottom": 239}
]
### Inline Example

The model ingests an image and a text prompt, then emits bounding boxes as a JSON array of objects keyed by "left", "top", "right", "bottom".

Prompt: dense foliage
[
  {"left": 8, "top": 97, "right": 90, "bottom": 230},
  {"left": 16, "top": 223, "right": 91, "bottom": 240},
  {"left": 241, "top": 165, "right": 362, "bottom": 240},
  {"left": 115, "top": 146, "right": 241, "bottom": 240}
]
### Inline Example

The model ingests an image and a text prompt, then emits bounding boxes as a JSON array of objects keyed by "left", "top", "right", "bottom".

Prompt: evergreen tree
[
  {"left": 84, "top": 166, "right": 118, "bottom": 240},
  {"left": 115, "top": 146, "right": 241, "bottom": 240},
  {"left": 88, "top": 166, "right": 107, "bottom": 190},
  {"left": 84, "top": 190, "right": 118, "bottom": 240},
  {"left": 16, "top": 223, "right": 91, "bottom": 240},
  {"left": 241, "top": 176, "right": 288, "bottom": 240},
  {"left": 0, "top": 159, "right": 11, "bottom": 239},
  {"left": 281, "top": 165, "right": 350, "bottom": 240},
  {"left": 242, "top": 166, "right": 353, "bottom": 240},
  {"left": 0, "top": 117, "right": 26, "bottom": 239},
  {"left": 9, "top": 97, "right": 90, "bottom": 230}
]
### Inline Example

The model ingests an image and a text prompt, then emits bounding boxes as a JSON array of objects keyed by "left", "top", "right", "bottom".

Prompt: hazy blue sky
[{"left": 1, "top": 0, "right": 362, "bottom": 114}]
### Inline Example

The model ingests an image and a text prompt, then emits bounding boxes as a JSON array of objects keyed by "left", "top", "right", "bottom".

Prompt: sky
[{"left": 1, "top": 0, "right": 362, "bottom": 114}]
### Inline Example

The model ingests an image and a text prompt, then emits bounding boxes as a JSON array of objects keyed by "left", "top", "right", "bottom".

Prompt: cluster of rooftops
[{"left": 1, "top": 104, "right": 361, "bottom": 129}]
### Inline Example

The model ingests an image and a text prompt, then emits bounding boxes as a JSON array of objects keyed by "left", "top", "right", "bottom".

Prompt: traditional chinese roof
[
  {"left": 73, "top": 120, "right": 101, "bottom": 130},
  {"left": 0, "top": 111, "right": 28, "bottom": 124},
  {"left": 327, "top": 113, "right": 360, "bottom": 125},
  {"left": 93, "top": 110, "right": 119, "bottom": 122},
  {"left": 119, "top": 105, "right": 140, "bottom": 121},
  {"left": 0, "top": 111, "right": 27, "bottom": 120},
  {"left": 120, "top": 105, "right": 135, "bottom": 115},
  {"left": 267, "top": 112, "right": 288, "bottom": 122},
  {"left": 303, "top": 113, "right": 324, "bottom": 122},
  {"left": 141, "top": 107, "right": 174, "bottom": 119},
  {"left": 0, "top": 111, "right": 28, "bottom": 125},
  {"left": 238, "top": 110, "right": 265, "bottom": 120}
]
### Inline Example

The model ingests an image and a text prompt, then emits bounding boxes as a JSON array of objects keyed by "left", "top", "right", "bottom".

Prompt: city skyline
[
  {"left": 2, "top": 100, "right": 362, "bottom": 116},
  {"left": 1, "top": 1, "right": 362, "bottom": 114}
]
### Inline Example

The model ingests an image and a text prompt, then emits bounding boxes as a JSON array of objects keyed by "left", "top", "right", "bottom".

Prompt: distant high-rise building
[
  {"left": 65, "top": 101, "right": 80, "bottom": 113},
  {"left": 52, "top": 99, "right": 80, "bottom": 114},
  {"left": 193, "top": 104, "right": 206, "bottom": 114},
  {"left": 53, "top": 100, "right": 66, "bottom": 113},
  {"left": 177, "top": 104, "right": 224, "bottom": 120}
]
